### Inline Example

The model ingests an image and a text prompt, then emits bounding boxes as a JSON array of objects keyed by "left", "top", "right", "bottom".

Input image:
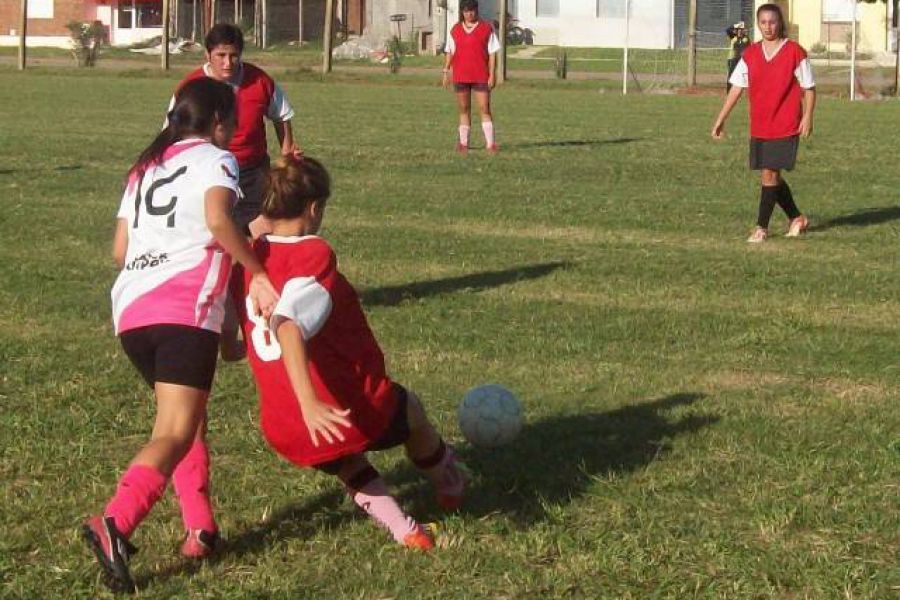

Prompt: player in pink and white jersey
[
  {"left": 234, "top": 156, "right": 466, "bottom": 550},
  {"left": 82, "top": 78, "right": 279, "bottom": 594}
]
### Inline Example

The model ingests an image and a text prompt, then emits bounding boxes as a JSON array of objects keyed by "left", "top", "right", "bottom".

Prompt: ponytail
[{"left": 128, "top": 77, "right": 236, "bottom": 180}]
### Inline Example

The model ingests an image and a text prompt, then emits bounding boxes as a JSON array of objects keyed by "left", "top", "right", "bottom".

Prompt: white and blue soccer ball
[{"left": 457, "top": 384, "right": 523, "bottom": 448}]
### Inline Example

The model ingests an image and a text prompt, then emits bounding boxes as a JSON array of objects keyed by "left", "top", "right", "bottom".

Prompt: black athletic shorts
[
  {"left": 234, "top": 158, "right": 270, "bottom": 234},
  {"left": 454, "top": 82, "right": 490, "bottom": 93},
  {"left": 120, "top": 324, "right": 220, "bottom": 391},
  {"left": 314, "top": 384, "right": 412, "bottom": 475},
  {"left": 749, "top": 135, "right": 799, "bottom": 171}
]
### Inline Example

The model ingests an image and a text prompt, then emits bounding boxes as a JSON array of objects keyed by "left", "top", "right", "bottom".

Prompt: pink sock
[
  {"left": 104, "top": 464, "right": 167, "bottom": 538},
  {"left": 458, "top": 125, "right": 470, "bottom": 147},
  {"left": 347, "top": 472, "right": 417, "bottom": 544},
  {"left": 172, "top": 439, "right": 217, "bottom": 532},
  {"left": 413, "top": 441, "right": 464, "bottom": 498},
  {"left": 481, "top": 121, "right": 495, "bottom": 147}
]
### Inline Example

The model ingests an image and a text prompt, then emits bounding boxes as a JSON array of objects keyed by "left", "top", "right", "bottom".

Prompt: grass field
[{"left": 0, "top": 66, "right": 898, "bottom": 599}]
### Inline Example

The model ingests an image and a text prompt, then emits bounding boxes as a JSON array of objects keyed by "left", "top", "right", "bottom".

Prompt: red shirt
[
  {"left": 236, "top": 236, "right": 398, "bottom": 467},
  {"left": 742, "top": 40, "right": 807, "bottom": 140},
  {"left": 450, "top": 21, "right": 494, "bottom": 84},
  {"left": 179, "top": 63, "right": 276, "bottom": 169}
]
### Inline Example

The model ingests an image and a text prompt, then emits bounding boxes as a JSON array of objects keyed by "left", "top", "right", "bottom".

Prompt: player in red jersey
[
  {"left": 235, "top": 156, "right": 467, "bottom": 549},
  {"left": 712, "top": 3, "right": 816, "bottom": 243},
  {"left": 442, "top": 0, "right": 501, "bottom": 154}
]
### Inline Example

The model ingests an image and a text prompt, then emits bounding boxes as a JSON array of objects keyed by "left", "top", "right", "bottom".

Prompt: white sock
[
  {"left": 481, "top": 121, "right": 495, "bottom": 147},
  {"left": 458, "top": 125, "right": 470, "bottom": 147}
]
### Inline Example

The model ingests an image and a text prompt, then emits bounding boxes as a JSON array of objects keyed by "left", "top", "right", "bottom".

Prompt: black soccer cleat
[{"left": 82, "top": 515, "right": 138, "bottom": 594}]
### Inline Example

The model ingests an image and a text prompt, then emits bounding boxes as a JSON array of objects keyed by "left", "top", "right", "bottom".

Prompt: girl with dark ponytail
[{"left": 81, "top": 77, "right": 280, "bottom": 593}]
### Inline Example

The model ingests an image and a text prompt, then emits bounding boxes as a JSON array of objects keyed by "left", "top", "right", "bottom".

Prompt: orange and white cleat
[
  {"left": 747, "top": 226, "right": 768, "bottom": 244},
  {"left": 402, "top": 524, "right": 435, "bottom": 550},
  {"left": 786, "top": 215, "right": 809, "bottom": 237}
]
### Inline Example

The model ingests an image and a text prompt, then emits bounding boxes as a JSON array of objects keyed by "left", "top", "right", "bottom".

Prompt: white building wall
[{"left": 447, "top": 0, "right": 674, "bottom": 49}]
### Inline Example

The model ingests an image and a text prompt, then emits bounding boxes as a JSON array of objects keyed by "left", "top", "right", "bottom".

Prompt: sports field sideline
[{"left": 0, "top": 66, "right": 897, "bottom": 598}]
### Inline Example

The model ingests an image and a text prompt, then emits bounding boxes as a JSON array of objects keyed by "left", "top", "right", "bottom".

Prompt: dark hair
[
  {"left": 129, "top": 78, "right": 235, "bottom": 179},
  {"left": 262, "top": 156, "right": 332, "bottom": 220},
  {"left": 756, "top": 3, "right": 787, "bottom": 39},
  {"left": 459, "top": 0, "right": 478, "bottom": 21},
  {"left": 205, "top": 23, "right": 244, "bottom": 54}
]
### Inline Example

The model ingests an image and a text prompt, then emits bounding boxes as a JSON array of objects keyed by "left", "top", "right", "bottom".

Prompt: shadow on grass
[
  {"left": 0, "top": 165, "right": 83, "bottom": 175},
  {"left": 360, "top": 261, "right": 571, "bottom": 307},
  {"left": 810, "top": 206, "right": 900, "bottom": 231},
  {"left": 508, "top": 137, "right": 641, "bottom": 149}
]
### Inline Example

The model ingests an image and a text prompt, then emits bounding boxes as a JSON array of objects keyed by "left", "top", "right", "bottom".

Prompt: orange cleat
[{"left": 402, "top": 524, "right": 435, "bottom": 550}]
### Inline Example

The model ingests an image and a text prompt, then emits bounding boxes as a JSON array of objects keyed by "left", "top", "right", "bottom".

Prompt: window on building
[
  {"left": 137, "top": 2, "right": 163, "bottom": 27},
  {"left": 536, "top": 0, "right": 559, "bottom": 17},
  {"left": 26, "top": 0, "right": 54, "bottom": 19},
  {"left": 118, "top": 2, "right": 133, "bottom": 29},
  {"left": 597, "top": 0, "right": 626, "bottom": 19}
]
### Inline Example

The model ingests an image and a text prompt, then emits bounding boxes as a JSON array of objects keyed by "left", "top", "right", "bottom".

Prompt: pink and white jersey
[{"left": 111, "top": 139, "right": 240, "bottom": 335}]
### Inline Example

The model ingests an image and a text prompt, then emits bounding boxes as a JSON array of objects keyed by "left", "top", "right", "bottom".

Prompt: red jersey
[
  {"left": 236, "top": 235, "right": 398, "bottom": 467},
  {"left": 742, "top": 40, "right": 808, "bottom": 140},
  {"left": 449, "top": 21, "right": 495, "bottom": 84},
  {"left": 179, "top": 63, "right": 277, "bottom": 169}
]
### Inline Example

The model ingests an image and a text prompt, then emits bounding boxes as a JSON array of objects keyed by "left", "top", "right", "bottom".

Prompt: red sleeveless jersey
[
  {"left": 450, "top": 21, "right": 493, "bottom": 84},
  {"left": 179, "top": 62, "right": 276, "bottom": 169},
  {"left": 235, "top": 236, "right": 399, "bottom": 468},
  {"left": 742, "top": 40, "right": 807, "bottom": 140}
]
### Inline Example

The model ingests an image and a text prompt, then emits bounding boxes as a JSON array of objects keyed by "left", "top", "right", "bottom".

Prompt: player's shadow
[
  {"left": 404, "top": 392, "right": 718, "bottom": 524},
  {"left": 360, "top": 261, "right": 571, "bottom": 307},
  {"left": 810, "top": 206, "right": 900, "bottom": 232},
  {"left": 508, "top": 137, "right": 641, "bottom": 149}
]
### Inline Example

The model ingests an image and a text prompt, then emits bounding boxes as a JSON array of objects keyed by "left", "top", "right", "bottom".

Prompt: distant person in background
[
  {"left": 442, "top": 0, "right": 501, "bottom": 155},
  {"left": 726, "top": 21, "right": 751, "bottom": 91},
  {"left": 170, "top": 23, "right": 303, "bottom": 359},
  {"left": 711, "top": 3, "right": 816, "bottom": 243}
]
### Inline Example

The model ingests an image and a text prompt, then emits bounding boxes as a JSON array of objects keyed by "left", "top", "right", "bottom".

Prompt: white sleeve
[
  {"left": 117, "top": 185, "right": 135, "bottom": 221},
  {"left": 794, "top": 58, "right": 815, "bottom": 89},
  {"left": 267, "top": 83, "right": 295, "bottom": 122},
  {"left": 728, "top": 58, "right": 749, "bottom": 88},
  {"left": 162, "top": 95, "right": 175, "bottom": 129},
  {"left": 202, "top": 151, "right": 241, "bottom": 195},
  {"left": 444, "top": 35, "right": 456, "bottom": 55},
  {"left": 270, "top": 276, "right": 333, "bottom": 339},
  {"left": 487, "top": 31, "right": 501, "bottom": 54}
]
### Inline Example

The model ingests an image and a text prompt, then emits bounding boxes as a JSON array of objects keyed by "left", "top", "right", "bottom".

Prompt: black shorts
[
  {"left": 120, "top": 324, "right": 220, "bottom": 391},
  {"left": 234, "top": 158, "right": 270, "bottom": 234},
  {"left": 314, "top": 384, "right": 412, "bottom": 475},
  {"left": 454, "top": 82, "right": 490, "bottom": 93},
  {"left": 749, "top": 135, "right": 799, "bottom": 171}
]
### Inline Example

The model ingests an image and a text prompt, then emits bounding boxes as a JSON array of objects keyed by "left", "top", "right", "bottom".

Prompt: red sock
[
  {"left": 104, "top": 464, "right": 167, "bottom": 538},
  {"left": 172, "top": 439, "right": 217, "bottom": 532},
  {"left": 345, "top": 467, "right": 417, "bottom": 544}
]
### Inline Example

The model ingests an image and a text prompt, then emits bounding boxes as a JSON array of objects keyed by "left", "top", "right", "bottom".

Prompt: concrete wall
[{"left": 0, "top": 0, "right": 90, "bottom": 46}]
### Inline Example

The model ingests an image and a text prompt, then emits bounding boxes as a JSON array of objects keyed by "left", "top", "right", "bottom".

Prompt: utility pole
[
  {"left": 162, "top": 0, "right": 170, "bottom": 70},
  {"left": 18, "top": 0, "right": 27, "bottom": 70},
  {"left": 687, "top": 0, "right": 697, "bottom": 87},
  {"left": 322, "top": 0, "right": 334, "bottom": 73},
  {"left": 498, "top": 0, "right": 508, "bottom": 83}
]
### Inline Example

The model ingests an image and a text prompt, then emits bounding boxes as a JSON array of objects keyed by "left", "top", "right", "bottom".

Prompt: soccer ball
[{"left": 457, "top": 384, "right": 523, "bottom": 448}]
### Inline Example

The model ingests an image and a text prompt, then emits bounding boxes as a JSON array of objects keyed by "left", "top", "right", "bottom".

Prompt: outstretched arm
[
  {"left": 275, "top": 319, "right": 351, "bottom": 446},
  {"left": 712, "top": 85, "right": 744, "bottom": 139}
]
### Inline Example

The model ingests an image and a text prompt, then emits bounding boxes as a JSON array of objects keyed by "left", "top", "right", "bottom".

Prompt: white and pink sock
[
  {"left": 347, "top": 472, "right": 417, "bottom": 543},
  {"left": 458, "top": 125, "right": 471, "bottom": 147},
  {"left": 481, "top": 121, "right": 495, "bottom": 148}
]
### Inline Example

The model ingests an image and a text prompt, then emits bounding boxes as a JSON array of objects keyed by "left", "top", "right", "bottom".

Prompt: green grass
[{"left": 1, "top": 68, "right": 899, "bottom": 598}]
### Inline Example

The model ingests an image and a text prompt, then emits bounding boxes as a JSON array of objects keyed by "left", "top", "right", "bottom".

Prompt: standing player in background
[
  {"left": 236, "top": 156, "right": 467, "bottom": 550},
  {"left": 712, "top": 3, "right": 815, "bottom": 243},
  {"left": 442, "top": 0, "right": 501, "bottom": 154},
  {"left": 170, "top": 24, "right": 303, "bottom": 237},
  {"left": 82, "top": 78, "right": 279, "bottom": 594},
  {"left": 725, "top": 21, "right": 750, "bottom": 91},
  {"left": 171, "top": 23, "right": 302, "bottom": 360}
]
